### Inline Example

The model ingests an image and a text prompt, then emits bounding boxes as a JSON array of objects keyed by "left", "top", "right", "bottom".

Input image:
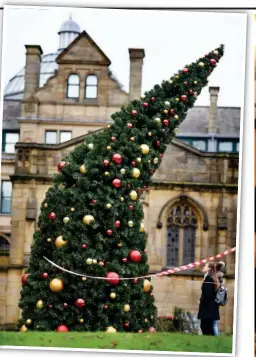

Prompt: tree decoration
[
  {"left": 86, "top": 258, "right": 93, "bottom": 265},
  {"left": 110, "top": 292, "right": 116, "bottom": 299},
  {"left": 114, "top": 220, "right": 121, "bottom": 229},
  {"left": 143, "top": 279, "right": 151, "bottom": 293},
  {"left": 21, "top": 273, "right": 29, "bottom": 286},
  {"left": 20, "top": 325, "right": 28, "bottom": 332},
  {"left": 129, "top": 191, "right": 138, "bottom": 201},
  {"left": 75, "top": 299, "right": 85, "bottom": 308},
  {"left": 128, "top": 221, "right": 134, "bottom": 227},
  {"left": 48, "top": 212, "right": 56, "bottom": 221},
  {"left": 49, "top": 278, "right": 64, "bottom": 292},
  {"left": 131, "top": 168, "right": 140, "bottom": 178},
  {"left": 36, "top": 300, "right": 44, "bottom": 309},
  {"left": 124, "top": 304, "right": 130, "bottom": 312},
  {"left": 57, "top": 161, "right": 67, "bottom": 172},
  {"left": 56, "top": 325, "right": 69, "bottom": 332},
  {"left": 112, "top": 179, "right": 122, "bottom": 188},
  {"left": 106, "top": 326, "right": 117, "bottom": 333},
  {"left": 140, "top": 144, "right": 150, "bottom": 155},
  {"left": 63, "top": 217, "right": 70, "bottom": 224},
  {"left": 26, "top": 319, "right": 32, "bottom": 325},
  {"left": 83, "top": 215, "right": 95, "bottom": 225},
  {"left": 106, "top": 203, "right": 112, "bottom": 209},
  {"left": 55, "top": 235, "right": 67, "bottom": 248},
  {"left": 112, "top": 153, "right": 122, "bottom": 165},
  {"left": 80, "top": 164, "right": 87, "bottom": 174},
  {"left": 106, "top": 272, "right": 120, "bottom": 285},
  {"left": 87, "top": 143, "right": 94, "bottom": 150},
  {"left": 129, "top": 250, "right": 142, "bottom": 262},
  {"left": 42, "top": 273, "right": 48, "bottom": 279},
  {"left": 131, "top": 110, "right": 137, "bottom": 116}
]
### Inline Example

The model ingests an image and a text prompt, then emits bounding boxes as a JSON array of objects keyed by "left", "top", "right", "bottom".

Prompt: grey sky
[{"left": 2, "top": 6, "right": 246, "bottom": 107}]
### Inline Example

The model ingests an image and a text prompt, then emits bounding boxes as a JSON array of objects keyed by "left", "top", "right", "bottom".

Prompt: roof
[{"left": 58, "top": 18, "right": 80, "bottom": 34}]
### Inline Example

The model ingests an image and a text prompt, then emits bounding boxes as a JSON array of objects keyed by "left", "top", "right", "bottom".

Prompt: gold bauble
[
  {"left": 130, "top": 137, "right": 135, "bottom": 142},
  {"left": 175, "top": 75, "right": 179, "bottom": 78},
  {"left": 129, "top": 191, "right": 138, "bottom": 201},
  {"left": 106, "top": 203, "right": 112, "bottom": 209},
  {"left": 47, "top": 238, "right": 52, "bottom": 243},
  {"left": 153, "top": 158, "right": 158, "bottom": 164},
  {"left": 143, "top": 279, "right": 151, "bottom": 293},
  {"left": 174, "top": 115, "right": 179, "bottom": 120},
  {"left": 92, "top": 259, "right": 97, "bottom": 264},
  {"left": 86, "top": 258, "right": 93, "bottom": 265},
  {"left": 26, "top": 319, "right": 32, "bottom": 326},
  {"left": 87, "top": 143, "right": 94, "bottom": 150},
  {"left": 49, "top": 278, "right": 64, "bottom": 293},
  {"left": 82, "top": 277, "right": 87, "bottom": 281},
  {"left": 198, "top": 62, "right": 204, "bottom": 67},
  {"left": 107, "top": 125, "right": 111, "bottom": 129},
  {"left": 71, "top": 207, "right": 75, "bottom": 212},
  {"left": 80, "top": 319, "right": 84, "bottom": 323},
  {"left": 106, "top": 326, "right": 117, "bottom": 333},
  {"left": 148, "top": 132, "right": 152, "bottom": 137},
  {"left": 20, "top": 325, "right": 28, "bottom": 332},
  {"left": 175, "top": 98, "right": 179, "bottom": 102},
  {"left": 120, "top": 168, "right": 126, "bottom": 174},
  {"left": 36, "top": 300, "right": 44, "bottom": 309},
  {"left": 213, "top": 50, "right": 219, "bottom": 56},
  {"left": 80, "top": 164, "right": 87, "bottom": 174},
  {"left": 110, "top": 292, "right": 116, "bottom": 299},
  {"left": 44, "top": 203, "right": 48, "bottom": 208},
  {"left": 154, "top": 117, "right": 161, "bottom": 124},
  {"left": 117, "top": 242, "right": 122, "bottom": 247},
  {"left": 104, "top": 171, "right": 110, "bottom": 176},
  {"left": 145, "top": 319, "right": 148, "bottom": 323},
  {"left": 140, "top": 223, "right": 145, "bottom": 232},
  {"left": 83, "top": 215, "right": 95, "bottom": 225},
  {"left": 140, "top": 144, "right": 149, "bottom": 155},
  {"left": 136, "top": 157, "right": 142, "bottom": 163},
  {"left": 107, "top": 146, "right": 111, "bottom": 150},
  {"left": 132, "top": 168, "right": 140, "bottom": 179},
  {"left": 194, "top": 81, "right": 197, "bottom": 85},
  {"left": 163, "top": 109, "right": 168, "bottom": 114},
  {"left": 55, "top": 235, "right": 67, "bottom": 248},
  {"left": 128, "top": 221, "right": 134, "bottom": 227},
  {"left": 124, "top": 304, "right": 130, "bottom": 312},
  {"left": 120, "top": 197, "right": 124, "bottom": 202}
]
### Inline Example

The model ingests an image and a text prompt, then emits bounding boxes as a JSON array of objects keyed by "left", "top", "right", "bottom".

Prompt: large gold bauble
[
  {"left": 49, "top": 278, "right": 64, "bottom": 293},
  {"left": 83, "top": 215, "right": 95, "bottom": 225},
  {"left": 143, "top": 279, "right": 151, "bottom": 293},
  {"left": 140, "top": 144, "right": 150, "bottom": 155},
  {"left": 86, "top": 258, "right": 93, "bottom": 265},
  {"left": 26, "top": 319, "right": 32, "bottom": 326},
  {"left": 80, "top": 164, "right": 87, "bottom": 174},
  {"left": 129, "top": 191, "right": 138, "bottom": 201},
  {"left": 20, "top": 325, "right": 28, "bottom": 332},
  {"left": 55, "top": 235, "right": 67, "bottom": 248},
  {"left": 36, "top": 300, "right": 44, "bottom": 309},
  {"left": 110, "top": 292, "right": 116, "bottom": 299},
  {"left": 123, "top": 304, "right": 130, "bottom": 312},
  {"left": 140, "top": 223, "right": 145, "bottom": 233},
  {"left": 132, "top": 168, "right": 140, "bottom": 179},
  {"left": 106, "top": 326, "right": 117, "bottom": 333}
]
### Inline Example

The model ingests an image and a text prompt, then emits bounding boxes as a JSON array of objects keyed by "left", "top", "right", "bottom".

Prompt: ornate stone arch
[{"left": 156, "top": 194, "right": 209, "bottom": 231}]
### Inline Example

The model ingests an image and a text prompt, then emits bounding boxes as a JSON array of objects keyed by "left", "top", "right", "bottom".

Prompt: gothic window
[
  {"left": 0, "top": 233, "right": 10, "bottom": 251},
  {"left": 85, "top": 75, "right": 98, "bottom": 99},
  {"left": 166, "top": 203, "right": 197, "bottom": 267},
  {"left": 67, "top": 74, "right": 80, "bottom": 99}
]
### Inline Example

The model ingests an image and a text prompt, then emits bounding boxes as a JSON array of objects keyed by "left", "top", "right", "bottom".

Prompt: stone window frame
[
  {"left": 66, "top": 73, "right": 80, "bottom": 99},
  {"left": 45, "top": 130, "right": 72, "bottom": 144},
  {"left": 84, "top": 74, "right": 98, "bottom": 100}
]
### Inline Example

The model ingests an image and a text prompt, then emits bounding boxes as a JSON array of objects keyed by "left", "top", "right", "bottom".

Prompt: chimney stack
[
  {"left": 208, "top": 86, "right": 220, "bottom": 134},
  {"left": 128, "top": 48, "right": 145, "bottom": 101},
  {"left": 24, "top": 45, "right": 43, "bottom": 100}
]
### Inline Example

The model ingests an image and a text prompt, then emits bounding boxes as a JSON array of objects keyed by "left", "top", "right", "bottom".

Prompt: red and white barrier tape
[{"left": 43, "top": 247, "right": 236, "bottom": 281}]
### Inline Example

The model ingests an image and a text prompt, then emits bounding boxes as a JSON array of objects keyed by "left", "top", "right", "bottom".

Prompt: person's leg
[
  {"left": 201, "top": 319, "right": 213, "bottom": 335},
  {"left": 213, "top": 320, "right": 219, "bottom": 336},
  {"left": 200, "top": 320, "right": 207, "bottom": 335}
]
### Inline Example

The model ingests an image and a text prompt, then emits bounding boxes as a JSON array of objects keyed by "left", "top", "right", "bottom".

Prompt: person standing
[
  {"left": 198, "top": 263, "right": 220, "bottom": 335},
  {"left": 213, "top": 261, "right": 226, "bottom": 336}
]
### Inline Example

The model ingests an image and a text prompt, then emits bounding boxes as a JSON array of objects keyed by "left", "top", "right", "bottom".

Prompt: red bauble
[
  {"left": 143, "top": 102, "right": 149, "bottom": 108},
  {"left": 63, "top": 303, "right": 68, "bottom": 308},
  {"left": 106, "top": 272, "right": 120, "bottom": 285},
  {"left": 56, "top": 325, "right": 69, "bottom": 333},
  {"left": 149, "top": 327, "right": 156, "bottom": 334},
  {"left": 75, "top": 299, "right": 85, "bottom": 308},
  {"left": 189, "top": 90, "right": 194, "bottom": 95},
  {"left": 144, "top": 249, "right": 147, "bottom": 253},
  {"left": 129, "top": 250, "right": 142, "bottom": 262},
  {"left": 210, "top": 58, "right": 216, "bottom": 66},
  {"left": 112, "top": 179, "right": 122, "bottom": 188},
  {"left": 114, "top": 220, "right": 121, "bottom": 229},
  {"left": 92, "top": 199, "right": 97, "bottom": 204},
  {"left": 42, "top": 273, "right": 48, "bottom": 279},
  {"left": 138, "top": 330, "right": 143, "bottom": 333},
  {"left": 169, "top": 109, "right": 175, "bottom": 115},
  {"left": 129, "top": 205, "right": 134, "bottom": 211},
  {"left": 111, "top": 136, "right": 116, "bottom": 142},
  {"left": 48, "top": 212, "right": 56, "bottom": 221},
  {"left": 162, "top": 129, "right": 166, "bottom": 132},
  {"left": 184, "top": 81, "right": 188, "bottom": 85},
  {"left": 104, "top": 160, "right": 109, "bottom": 166},
  {"left": 82, "top": 244, "right": 87, "bottom": 249},
  {"left": 134, "top": 278, "right": 139, "bottom": 284},
  {"left": 99, "top": 261, "right": 104, "bottom": 266},
  {"left": 131, "top": 161, "right": 136, "bottom": 167},
  {"left": 107, "top": 229, "right": 113, "bottom": 236},
  {"left": 156, "top": 141, "right": 160, "bottom": 147},
  {"left": 21, "top": 273, "right": 29, "bottom": 286},
  {"left": 57, "top": 161, "right": 67, "bottom": 172},
  {"left": 181, "top": 95, "right": 187, "bottom": 102},
  {"left": 131, "top": 110, "right": 137, "bottom": 116},
  {"left": 124, "top": 323, "right": 129, "bottom": 327},
  {"left": 122, "top": 258, "right": 127, "bottom": 263},
  {"left": 182, "top": 67, "right": 189, "bottom": 73},
  {"left": 149, "top": 170, "right": 154, "bottom": 175},
  {"left": 127, "top": 123, "right": 133, "bottom": 129},
  {"left": 49, "top": 304, "right": 53, "bottom": 308},
  {"left": 160, "top": 154, "right": 163, "bottom": 158},
  {"left": 112, "top": 153, "right": 122, "bottom": 165},
  {"left": 150, "top": 97, "right": 156, "bottom": 102},
  {"left": 104, "top": 305, "right": 108, "bottom": 309},
  {"left": 163, "top": 119, "right": 169, "bottom": 126}
]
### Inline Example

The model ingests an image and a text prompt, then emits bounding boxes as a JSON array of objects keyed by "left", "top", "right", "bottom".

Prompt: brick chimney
[
  {"left": 208, "top": 86, "right": 220, "bottom": 134},
  {"left": 128, "top": 48, "right": 145, "bottom": 101},
  {"left": 24, "top": 45, "right": 43, "bottom": 100}
]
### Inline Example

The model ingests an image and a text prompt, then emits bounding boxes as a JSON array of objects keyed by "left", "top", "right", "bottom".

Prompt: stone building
[{"left": 0, "top": 17, "right": 240, "bottom": 332}]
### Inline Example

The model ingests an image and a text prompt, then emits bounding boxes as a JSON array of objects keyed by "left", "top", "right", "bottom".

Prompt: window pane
[
  {"left": 192, "top": 140, "right": 206, "bottom": 151},
  {"left": 219, "top": 142, "right": 233, "bottom": 152},
  {"left": 86, "top": 75, "right": 97, "bottom": 85},
  {"left": 2, "top": 182, "right": 12, "bottom": 197},
  {"left": 6, "top": 133, "right": 19, "bottom": 144},
  {"left": 236, "top": 142, "right": 239, "bottom": 152},
  {"left": 67, "top": 85, "right": 79, "bottom": 98},
  {"left": 166, "top": 226, "right": 179, "bottom": 267},
  {"left": 45, "top": 131, "right": 57, "bottom": 144},
  {"left": 183, "top": 226, "right": 196, "bottom": 265},
  {"left": 68, "top": 74, "right": 79, "bottom": 85},
  {"left": 85, "top": 86, "right": 97, "bottom": 99},
  {"left": 60, "top": 131, "right": 72, "bottom": 143},
  {"left": 5, "top": 144, "right": 15, "bottom": 153},
  {"left": 1, "top": 182, "right": 12, "bottom": 214}
]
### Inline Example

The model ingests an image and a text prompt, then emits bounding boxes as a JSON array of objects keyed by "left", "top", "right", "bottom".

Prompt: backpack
[{"left": 215, "top": 285, "right": 228, "bottom": 306}]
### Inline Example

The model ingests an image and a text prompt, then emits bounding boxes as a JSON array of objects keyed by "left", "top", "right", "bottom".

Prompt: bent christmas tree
[{"left": 18, "top": 45, "right": 224, "bottom": 333}]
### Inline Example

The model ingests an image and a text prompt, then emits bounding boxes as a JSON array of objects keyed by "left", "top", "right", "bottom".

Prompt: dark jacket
[{"left": 197, "top": 275, "right": 220, "bottom": 321}]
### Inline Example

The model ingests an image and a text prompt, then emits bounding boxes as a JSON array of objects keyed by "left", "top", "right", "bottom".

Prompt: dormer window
[
  {"left": 67, "top": 74, "right": 80, "bottom": 99},
  {"left": 85, "top": 75, "right": 98, "bottom": 99}
]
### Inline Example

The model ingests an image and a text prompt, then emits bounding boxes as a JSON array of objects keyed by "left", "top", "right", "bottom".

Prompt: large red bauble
[
  {"left": 129, "top": 250, "right": 142, "bottom": 262},
  {"left": 143, "top": 102, "right": 149, "bottom": 108},
  {"left": 131, "top": 110, "right": 137, "bottom": 116},
  {"left": 181, "top": 95, "right": 187, "bottom": 102},
  {"left": 57, "top": 161, "right": 67, "bottom": 172},
  {"left": 112, "top": 154, "right": 122, "bottom": 165},
  {"left": 75, "top": 299, "right": 85, "bottom": 308},
  {"left": 163, "top": 119, "right": 169, "bottom": 126},
  {"left": 106, "top": 272, "right": 120, "bottom": 285},
  {"left": 112, "top": 179, "right": 122, "bottom": 188},
  {"left": 48, "top": 212, "right": 56, "bottom": 221},
  {"left": 129, "top": 205, "right": 134, "bottom": 211},
  {"left": 149, "top": 327, "right": 156, "bottom": 334},
  {"left": 104, "top": 160, "right": 109, "bottom": 166},
  {"left": 42, "top": 273, "right": 48, "bottom": 279},
  {"left": 210, "top": 58, "right": 216, "bottom": 66},
  {"left": 56, "top": 325, "right": 69, "bottom": 332},
  {"left": 107, "top": 229, "right": 113, "bottom": 236},
  {"left": 21, "top": 273, "right": 29, "bottom": 286},
  {"left": 114, "top": 220, "right": 121, "bottom": 229}
]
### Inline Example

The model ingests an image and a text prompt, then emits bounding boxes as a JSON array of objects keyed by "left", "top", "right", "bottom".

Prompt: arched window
[
  {"left": 85, "top": 75, "right": 98, "bottom": 99},
  {"left": 166, "top": 203, "right": 197, "bottom": 267},
  {"left": 67, "top": 74, "right": 80, "bottom": 99},
  {"left": 0, "top": 233, "right": 10, "bottom": 251}
]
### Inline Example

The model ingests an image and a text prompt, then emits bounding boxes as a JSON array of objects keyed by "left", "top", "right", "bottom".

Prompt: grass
[{"left": 0, "top": 331, "right": 232, "bottom": 353}]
